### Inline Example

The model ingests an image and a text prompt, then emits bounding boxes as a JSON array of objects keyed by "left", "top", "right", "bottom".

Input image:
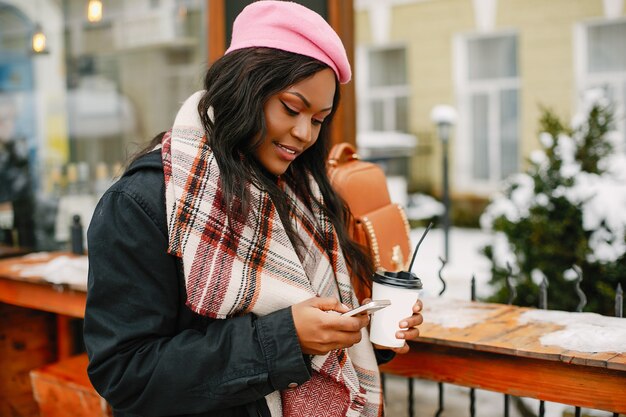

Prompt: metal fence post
[{"left": 505, "top": 262, "right": 517, "bottom": 417}]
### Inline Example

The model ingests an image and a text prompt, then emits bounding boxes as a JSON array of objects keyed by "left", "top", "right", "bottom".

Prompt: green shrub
[{"left": 481, "top": 93, "right": 625, "bottom": 315}]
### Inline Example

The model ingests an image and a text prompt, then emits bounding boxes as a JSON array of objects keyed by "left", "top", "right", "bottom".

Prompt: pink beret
[{"left": 225, "top": 1, "right": 351, "bottom": 84}]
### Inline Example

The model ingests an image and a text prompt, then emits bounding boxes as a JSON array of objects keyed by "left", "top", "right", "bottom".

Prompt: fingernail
[
  {"left": 396, "top": 332, "right": 405, "bottom": 339},
  {"left": 400, "top": 321, "right": 408, "bottom": 328},
  {"left": 341, "top": 303, "right": 349, "bottom": 310}
]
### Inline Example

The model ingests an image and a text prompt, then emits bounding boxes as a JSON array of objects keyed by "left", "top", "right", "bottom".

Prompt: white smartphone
[{"left": 342, "top": 299, "right": 391, "bottom": 317}]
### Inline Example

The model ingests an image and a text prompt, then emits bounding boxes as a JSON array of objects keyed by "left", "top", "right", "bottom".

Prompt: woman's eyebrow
[{"left": 285, "top": 91, "right": 333, "bottom": 112}]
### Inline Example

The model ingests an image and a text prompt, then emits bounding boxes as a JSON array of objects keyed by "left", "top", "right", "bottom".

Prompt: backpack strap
[{"left": 328, "top": 142, "right": 359, "bottom": 166}]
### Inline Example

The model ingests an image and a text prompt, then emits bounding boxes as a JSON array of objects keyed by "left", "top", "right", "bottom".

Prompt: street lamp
[
  {"left": 31, "top": 23, "right": 47, "bottom": 54},
  {"left": 87, "top": 0, "right": 104, "bottom": 23},
  {"left": 430, "top": 105, "right": 457, "bottom": 261}
]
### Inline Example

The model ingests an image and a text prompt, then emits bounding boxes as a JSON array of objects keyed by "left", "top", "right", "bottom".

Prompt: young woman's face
[{"left": 254, "top": 68, "right": 336, "bottom": 176}]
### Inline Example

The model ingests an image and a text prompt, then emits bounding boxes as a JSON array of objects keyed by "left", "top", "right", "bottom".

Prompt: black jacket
[
  {"left": 84, "top": 150, "right": 393, "bottom": 417},
  {"left": 84, "top": 150, "right": 311, "bottom": 417}
]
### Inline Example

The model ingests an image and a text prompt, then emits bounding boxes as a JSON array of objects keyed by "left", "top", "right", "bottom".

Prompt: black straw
[{"left": 408, "top": 222, "right": 433, "bottom": 271}]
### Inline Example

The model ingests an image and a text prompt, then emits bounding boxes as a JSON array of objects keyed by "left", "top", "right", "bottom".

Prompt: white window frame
[
  {"left": 356, "top": 43, "right": 411, "bottom": 133},
  {"left": 574, "top": 17, "right": 626, "bottom": 147},
  {"left": 454, "top": 30, "right": 521, "bottom": 195}
]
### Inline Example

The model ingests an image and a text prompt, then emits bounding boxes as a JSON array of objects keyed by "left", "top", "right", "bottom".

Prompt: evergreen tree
[{"left": 481, "top": 93, "right": 626, "bottom": 315}]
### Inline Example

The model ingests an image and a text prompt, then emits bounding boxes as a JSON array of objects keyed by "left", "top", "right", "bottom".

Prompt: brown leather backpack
[{"left": 327, "top": 142, "right": 412, "bottom": 299}]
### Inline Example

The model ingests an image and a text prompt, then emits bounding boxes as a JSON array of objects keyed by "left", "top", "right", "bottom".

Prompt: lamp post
[{"left": 430, "top": 105, "right": 457, "bottom": 261}]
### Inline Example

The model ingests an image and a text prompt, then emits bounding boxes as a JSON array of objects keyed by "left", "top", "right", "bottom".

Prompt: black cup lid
[{"left": 373, "top": 270, "right": 423, "bottom": 289}]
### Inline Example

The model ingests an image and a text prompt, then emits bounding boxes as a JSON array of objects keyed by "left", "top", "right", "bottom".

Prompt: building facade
[
  {"left": 355, "top": 0, "right": 626, "bottom": 198},
  {"left": 2, "top": 0, "right": 625, "bottom": 248}
]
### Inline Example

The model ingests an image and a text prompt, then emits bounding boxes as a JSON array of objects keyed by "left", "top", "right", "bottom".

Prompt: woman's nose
[{"left": 291, "top": 117, "right": 311, "bottom": 143}]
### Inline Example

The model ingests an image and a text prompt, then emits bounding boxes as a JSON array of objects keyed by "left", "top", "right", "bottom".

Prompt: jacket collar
[{"left": 124, "top": 149, "right": 163, "bottom": 177}]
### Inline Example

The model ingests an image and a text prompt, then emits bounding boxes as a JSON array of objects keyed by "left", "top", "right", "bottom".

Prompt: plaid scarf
[{"left": 161, "top": 91, "right": 383, "bottom": 417}]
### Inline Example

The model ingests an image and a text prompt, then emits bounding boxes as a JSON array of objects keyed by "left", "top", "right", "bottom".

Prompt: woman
[{"left": 84, "top": 2, "right": 423, "bottom": 416}]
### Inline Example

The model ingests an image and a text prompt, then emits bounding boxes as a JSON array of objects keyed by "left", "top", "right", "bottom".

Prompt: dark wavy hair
[
  {"left": 202, "top": 47, "right": 373, "bottom": 291},
  {"left": 137, "top": 47, "right": 374, "bottom": 294}
]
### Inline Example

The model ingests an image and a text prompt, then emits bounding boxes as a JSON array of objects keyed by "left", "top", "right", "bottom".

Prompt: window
[
  {"left": 0, "top": 4, "right": 37, "bottom": 247},
  {"left": 0, "top": 0, "right": 206, "bottom": 250},
  {"left": 456, "top": 33, "right": 520, "bottom": 191},
  {"left": 577, "top": 20, "right": 626, "bottom": 144},
  {"left": 357, "top": 46, "right": 410, "bottom": 132}
]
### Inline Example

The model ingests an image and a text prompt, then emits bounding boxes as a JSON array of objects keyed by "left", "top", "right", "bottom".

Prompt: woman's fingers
[
  {"left": 294, "top": 296, "right": 424, "bottom": 355},
  {"left": 339, "top": 314, "right": 370, "bottom": 332},
  {"left": 293, "top": 296, "right": 370, "bottom": 355},
  {"left": 393, "top": 300, "right": 424, "bottom": 344},
  {"left": 391, "top": 344, "right": 410, "bottom": 354},
  {"left": 400, "top": 312, "right": 423, "bottom": 328},
  {"left": 309, "top": 296, "right": 350, "bottom": 314},
  {"left": 396, "top": 327, "right": 420, "bottom": 340}
]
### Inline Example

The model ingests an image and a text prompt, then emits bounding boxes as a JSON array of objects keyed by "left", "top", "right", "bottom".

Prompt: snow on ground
[
  {"left": 408, "top": 226, "right": 494, "bottom": 301},
  {"left": 388, "top": 226, "right": 621, "bottom": 417}
]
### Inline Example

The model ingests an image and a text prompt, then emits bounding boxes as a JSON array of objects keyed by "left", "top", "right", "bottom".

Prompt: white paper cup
[{"left": 369, "top": 271, "right": 423, "bottom": 348}]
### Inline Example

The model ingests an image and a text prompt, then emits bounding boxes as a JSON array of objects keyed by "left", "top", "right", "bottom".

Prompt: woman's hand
[
  {"left": 366, "top": 298, "right": 424, "bottom": 354},
  {"left": 291, "top": 297, "right": 370, "bottom": 355}
]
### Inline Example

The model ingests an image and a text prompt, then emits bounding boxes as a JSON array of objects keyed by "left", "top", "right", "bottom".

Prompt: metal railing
[{"left": 383, "top": 262, "right": 625, "bottom": 417}]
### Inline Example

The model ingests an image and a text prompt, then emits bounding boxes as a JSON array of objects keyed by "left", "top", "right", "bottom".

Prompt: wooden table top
[
  {"left": 0, "top": 252, "right": 87, "bottom": 318},
  {"left": 382, "top": 298, "right": 626, "bottom": 413},
  {"left": 0, "top": 245, "right": 31, "bottom": 259},
  {"left": 1, "top": 254, "right": 624, "bottom": 372},
  {"left": 417, "top": 297, "right": 626, "bottom": 371},
  {"left": 0, "top": 251, "right": 87, "bottom": 292}
]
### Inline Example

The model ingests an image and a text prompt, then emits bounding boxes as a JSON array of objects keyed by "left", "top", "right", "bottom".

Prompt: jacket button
[{"left": 288, "top": 382, "right": 298, "bottom": 388}]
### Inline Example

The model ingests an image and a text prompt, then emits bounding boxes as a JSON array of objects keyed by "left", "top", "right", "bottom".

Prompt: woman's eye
[
  {"left": 281, "top": 101, "right": 299, "bottom": 116},
  {"left": 312, "top": 119, "right": 324, "bottom": 126}
]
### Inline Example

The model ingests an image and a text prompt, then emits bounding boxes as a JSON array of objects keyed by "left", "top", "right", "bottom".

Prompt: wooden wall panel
[
  {"left": 328, "top": 0, "right": 356, "bottom": 147},
  {"left": 0, "top": 304, "right": 56, "bottom": 417},
  {"left": 207, "top": 0, "right": 226, "bottom": 64}
]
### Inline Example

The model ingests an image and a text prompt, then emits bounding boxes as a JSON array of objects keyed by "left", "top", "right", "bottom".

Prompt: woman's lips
[{"left": 274, "top": 142, "right": 300, "bottom": 161}]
